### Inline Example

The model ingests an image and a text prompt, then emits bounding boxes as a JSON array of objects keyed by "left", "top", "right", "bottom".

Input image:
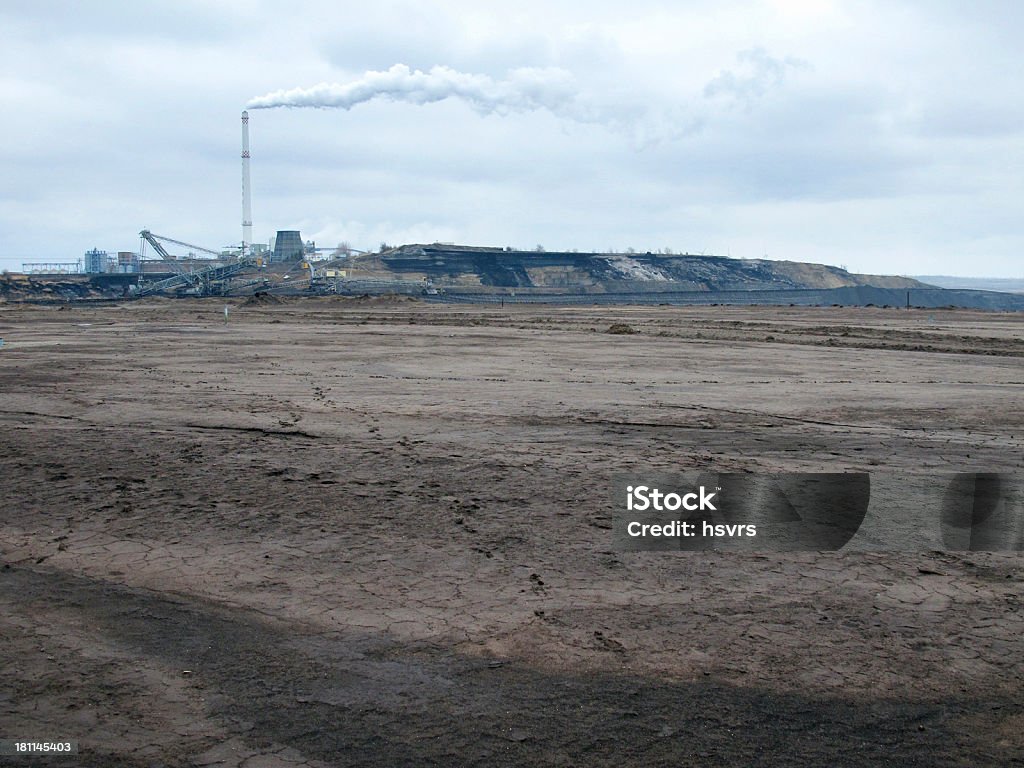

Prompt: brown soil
[
  {"left": 240, "top": 291, "right": 284, "bottom": 307},
  {"left": 1, "top": 300, "right": 1022, "bottom": 766}
]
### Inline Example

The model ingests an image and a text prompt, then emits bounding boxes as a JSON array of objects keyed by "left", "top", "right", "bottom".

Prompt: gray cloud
[
  {"left": 704, "top": 47, "right": 810, "bottom": 105},
  {"left": 2, "top": 1, "right": 1023, "bottom": 277}
]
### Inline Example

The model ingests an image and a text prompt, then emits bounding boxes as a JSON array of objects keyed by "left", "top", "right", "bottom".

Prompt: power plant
[
  {"left": 59, "top": 111, "right": 335, "bottom": 297},
  {"left": 118, "top": 111, "right": 370, "bottom": 297},
  {"left": 11, "top": 110, "right": 1024, "bottom": 309}
]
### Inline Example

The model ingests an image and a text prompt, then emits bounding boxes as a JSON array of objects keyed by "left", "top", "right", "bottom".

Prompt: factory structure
[
  {"left": 20, "top": 109, "right": 373, "bottom": 297},
  {"left": 11, "top": 111, "right": 1024, "bottom": 309},
  {"left": 122, "top": 111, "right": 322, "bottom": 296}
]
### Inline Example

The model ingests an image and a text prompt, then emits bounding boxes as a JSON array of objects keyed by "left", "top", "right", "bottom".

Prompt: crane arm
[
  {"left": 139, "top": 230, "right": 174, "bottom": 261},
  {"left": 140, "top": 230, "right": 223, "bottom": 258}
]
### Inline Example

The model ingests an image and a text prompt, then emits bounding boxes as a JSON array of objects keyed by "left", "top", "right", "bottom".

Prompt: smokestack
[{"left": 241, "top": 110, "right": 252, "bottom": 256}]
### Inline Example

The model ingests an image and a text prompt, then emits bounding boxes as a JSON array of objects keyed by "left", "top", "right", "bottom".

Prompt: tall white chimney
[{"left": 241, "top": 110, "right": 253, "bottom": 257}]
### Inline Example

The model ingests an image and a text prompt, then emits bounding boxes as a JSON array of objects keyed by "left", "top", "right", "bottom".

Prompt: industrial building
[
  {"left": 80, "top": 248, "right": 141, "bottom": 274},
  {"left": 83, "top": 248, "right": 109, "bottom": 274},
  {"left": 272, "top": 231, "right": 304, "bottom": 262},
  {"left": 115, "top": 251, "right": 141, "bottom": 273}
]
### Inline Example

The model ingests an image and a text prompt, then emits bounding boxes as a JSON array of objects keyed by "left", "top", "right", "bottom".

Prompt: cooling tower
[{"left": 272, "top": 231, "right": 304, "bottom": 262}]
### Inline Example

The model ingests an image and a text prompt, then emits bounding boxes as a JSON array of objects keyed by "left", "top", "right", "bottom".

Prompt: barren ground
[{"left": 1, "top": 298, "right": 1022, "bottom": 767}]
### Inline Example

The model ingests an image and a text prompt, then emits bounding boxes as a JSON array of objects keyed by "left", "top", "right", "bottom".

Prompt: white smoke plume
[
  {"left": 246, "top": 63, "right": 580, "bottom": 117},
  {"left": 247, "top": 54, "right": 806, "bottom": 148}
]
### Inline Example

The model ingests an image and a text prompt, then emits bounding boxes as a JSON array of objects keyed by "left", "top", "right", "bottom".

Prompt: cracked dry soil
[{"left": 1, "top": 299, "right": 1022, "bottom": 766}]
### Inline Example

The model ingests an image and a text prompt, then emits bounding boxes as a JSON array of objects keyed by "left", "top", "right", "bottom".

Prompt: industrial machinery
[
  {"left": 139, "top": 230, "right": 224, "bottom": 263},
  {"left": 135, "top": 230, "right": 261, "bottom": 297}
]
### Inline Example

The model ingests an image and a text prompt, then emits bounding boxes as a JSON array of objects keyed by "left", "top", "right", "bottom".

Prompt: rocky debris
[
  {"left": 0, "top": 273, "right": 110, "bottom": 301},
  {"left": 242, "top": 291, "right": 284, "bottom": 307}
]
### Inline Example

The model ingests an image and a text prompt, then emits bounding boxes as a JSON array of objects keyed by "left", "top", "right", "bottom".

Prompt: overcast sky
[{"left": 2, "top": 0, "right": 1022, "bottom": 276}]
